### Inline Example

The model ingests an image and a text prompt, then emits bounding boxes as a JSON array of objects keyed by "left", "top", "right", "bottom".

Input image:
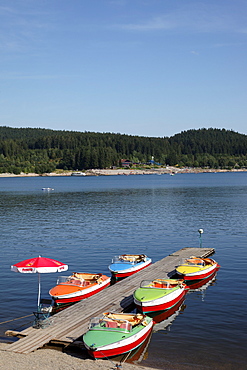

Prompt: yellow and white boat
[{"left": 175, "top": 256, "right": 220, "bottom": 283}]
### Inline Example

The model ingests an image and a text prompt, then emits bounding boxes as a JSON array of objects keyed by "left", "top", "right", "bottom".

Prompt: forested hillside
[
  {"left": 168, "top": 128, "right": 247, "bottom": 168},
  {"left": 0, "top": 126, "right": 246, "bottom": 174}
]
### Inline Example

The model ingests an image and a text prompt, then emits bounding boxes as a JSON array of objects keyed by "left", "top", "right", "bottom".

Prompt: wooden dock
[{"left": 4, "top": 247, "right": 215, "bottom": 354}]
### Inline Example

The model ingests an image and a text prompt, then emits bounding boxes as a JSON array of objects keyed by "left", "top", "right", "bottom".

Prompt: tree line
[{"left": 0, "top": 126, "right": 247, "bottom": 174}]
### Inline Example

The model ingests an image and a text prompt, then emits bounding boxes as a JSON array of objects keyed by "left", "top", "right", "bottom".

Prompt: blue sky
[{"left": 0, "top": 0, "right": 247, "bottom": 138}]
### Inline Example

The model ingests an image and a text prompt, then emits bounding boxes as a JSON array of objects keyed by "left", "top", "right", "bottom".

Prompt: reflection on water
[
  {"left": 109, "top": 331, "right": 153, "bottom": 366},
  {"left": 187, "top": 272, "right": 218, "bottom": 302},
  {"left": 152, "top": 300, "right": 186, "bottom": 332}
]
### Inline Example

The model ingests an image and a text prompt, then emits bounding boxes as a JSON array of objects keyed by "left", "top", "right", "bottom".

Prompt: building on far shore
[{"left": 120, "top": 159, "right": 132, "bottom": 168}]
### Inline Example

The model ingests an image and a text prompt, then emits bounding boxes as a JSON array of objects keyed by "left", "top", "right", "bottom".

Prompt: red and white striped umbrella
[{"left": 11, "top": 256, "right": 68, "bottom": 307}]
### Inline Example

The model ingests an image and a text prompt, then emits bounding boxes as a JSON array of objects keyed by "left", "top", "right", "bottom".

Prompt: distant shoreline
[{"left": 0, "top": 167, "right": 246, "bottom": 178}]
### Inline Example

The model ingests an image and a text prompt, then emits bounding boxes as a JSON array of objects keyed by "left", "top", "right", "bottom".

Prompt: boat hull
[
  {"left": 152, "top": 296, "right": 185, "bottom": 325},
  {"left": 84, "top": 319, "right": 153, "bottom": 359},
  {"left": 185, "top": 270, "right": 218, "bottom": 290}
]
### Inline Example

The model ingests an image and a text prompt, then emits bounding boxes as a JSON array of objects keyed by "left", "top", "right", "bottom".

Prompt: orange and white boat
[{"left": 49, "top": 272, "right": 111, "bottom": 307}]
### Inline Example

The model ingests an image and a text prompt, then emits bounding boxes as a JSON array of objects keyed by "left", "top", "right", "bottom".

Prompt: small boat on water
[
  {"left": 108, "top": 254, "right": 152, "bottom": 281},
  {"left": 83, "top": 312, "right": 153, "bottom": 359},
  {"left": 133, "top": 278, "right": 188, "bottom": 314},
  {"left": 175, "top": 256, "right": 220, "bottom": 283},
  {"left": 71, "top": 171, "right": 86, "bottom": 176},
  {"left": 49, "top": 272, "right": 111, "bottom": 307}
]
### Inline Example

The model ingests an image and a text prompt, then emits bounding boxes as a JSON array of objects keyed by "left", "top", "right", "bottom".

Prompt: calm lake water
[{"left": 0, "top": 173, "right": 246, "bottom": 369}]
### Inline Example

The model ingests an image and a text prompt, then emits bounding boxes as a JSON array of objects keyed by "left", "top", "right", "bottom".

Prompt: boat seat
[
  {"left": 70, "top": 278, "right": 81, "bottom": 283},
  {"left": 186, "top": 258, "right": 205, "bottom": 266},
  {"left": 119, "top": 322, "right": 132, "bottom": 331},
  {"left": 154, "top": 283, "right": 163, "bottom": 288},
  {"left": 105, "top": 321, "right": 118, "bottom": 328},
  {"left": 204, "top": 258, "right": 213, "bottom": 264}
]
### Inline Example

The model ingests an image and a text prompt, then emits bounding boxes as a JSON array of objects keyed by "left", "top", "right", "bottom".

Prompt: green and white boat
[
  {"left": 83, "top": 312, "right": 153, "bottom": 359},
  {"left": 134, "top": 278, "right": 188, "bottom": 314}
]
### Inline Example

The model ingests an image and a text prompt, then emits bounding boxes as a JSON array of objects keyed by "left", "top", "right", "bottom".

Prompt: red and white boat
[
  {"left": 175, "top": 256, "right": 220, "bottom": 283},
  {"left": 133, "top": 278, "right": 188, "bottom": 314},
  {"left": 83, "top": 312, "right": 153, "bottom": 359},
  {"left": 49, "top": 272, "right": 110, "bottom": 307}
]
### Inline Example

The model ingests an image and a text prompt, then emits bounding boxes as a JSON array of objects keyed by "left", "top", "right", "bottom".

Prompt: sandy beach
[
  {"left": 0, "top": 341, "right": 225, "bottom": 370},
  {"left": 0, "top": 167, "right": 245, "bottom": 178},
  {"left": 0, "top": 342, "right": 159, "bottom": 370}
]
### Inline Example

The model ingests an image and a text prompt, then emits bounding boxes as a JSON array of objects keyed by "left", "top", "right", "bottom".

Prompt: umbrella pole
[{"left": 38, "top": 272, "right": 41, "bottom": 308}]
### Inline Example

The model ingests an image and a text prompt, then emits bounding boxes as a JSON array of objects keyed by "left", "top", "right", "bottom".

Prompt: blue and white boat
[{"left": 108, "top": 254, "right": 152, "bottom": 281}]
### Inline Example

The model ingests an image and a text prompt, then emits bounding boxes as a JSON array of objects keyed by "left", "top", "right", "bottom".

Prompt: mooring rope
[
  {"left": 90, "top": 347, "right": 123, "bottom": 369},
  {"left": 120, "top": 350, "right": 132, "bottom": 364},
  {"left": 0, "top": 314, "right": 33, "bottom": 325},
  {"left": 100, "top": 348, "right": 133, "bottom": 369}
]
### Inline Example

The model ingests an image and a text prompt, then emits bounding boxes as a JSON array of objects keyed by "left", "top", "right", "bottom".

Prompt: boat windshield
[
  {"left": 56, "top": 276, "right": 85, "bottom": 287},
  {"left": 89, "top": 317, "right": 132, "bottom": 333},
  {"left": 111, "top": 255, "right": 140, "bottom": 264},
  {"left": 140, "top": 280, "right": 175, "bottom": 289},
  {"left": 182, "top": 257, "right": 205, "bottom": 266},
  {"left": 140, "top": 280, "right": 153, "bottom": 288}
]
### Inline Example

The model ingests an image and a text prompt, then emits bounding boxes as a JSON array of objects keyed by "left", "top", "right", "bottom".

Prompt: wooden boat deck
[{"left": 4, "top": 247, "right": 215, "bottom": 354}]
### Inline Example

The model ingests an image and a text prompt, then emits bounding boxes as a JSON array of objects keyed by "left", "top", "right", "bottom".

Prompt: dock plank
[{"left": 4, "top": 247, "right": 215, "bottom": 353}]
